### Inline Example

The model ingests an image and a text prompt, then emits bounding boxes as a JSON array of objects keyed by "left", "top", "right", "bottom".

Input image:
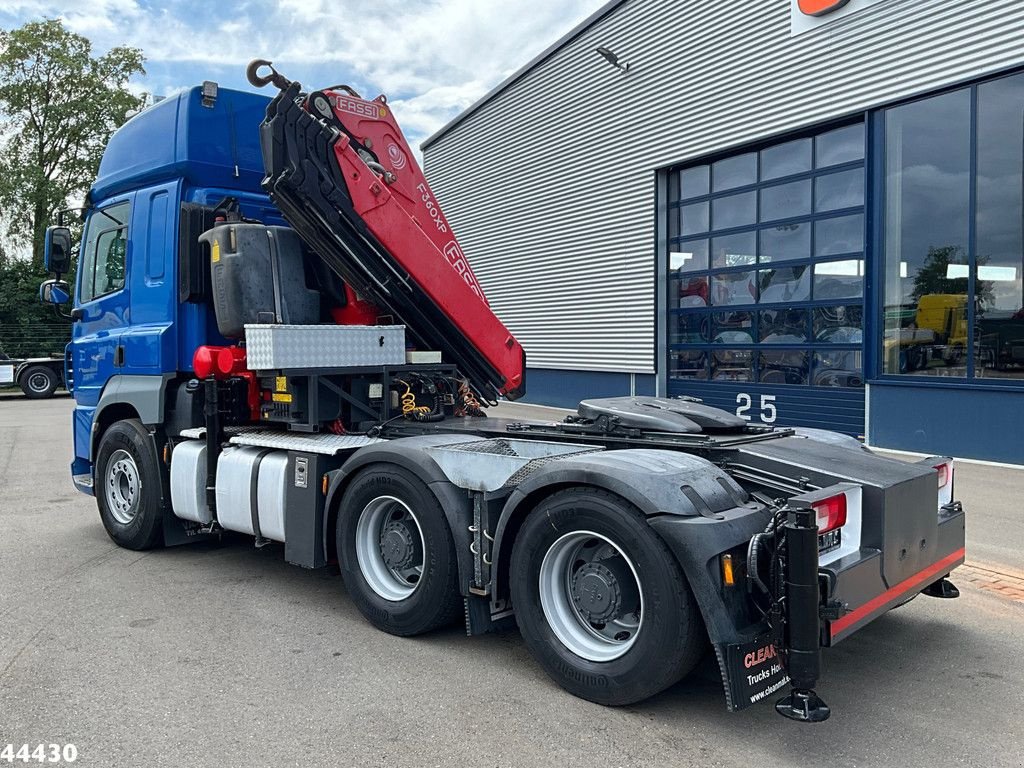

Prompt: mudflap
[{"left": 718, "top": 632, "right": 790, "bottom": 712}]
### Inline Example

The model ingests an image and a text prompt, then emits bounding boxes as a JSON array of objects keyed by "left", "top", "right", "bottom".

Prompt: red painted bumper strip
[{"left": 829, "top": 547, "right": 966, "bottom": 638}]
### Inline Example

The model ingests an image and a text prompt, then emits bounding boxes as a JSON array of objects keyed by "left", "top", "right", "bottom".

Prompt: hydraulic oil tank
[
  {"left": 214, "top": 446, "right": 289, "bottom": 541},
  {"left": 201, "top": 223, "right": 320, "bottom": 338}
]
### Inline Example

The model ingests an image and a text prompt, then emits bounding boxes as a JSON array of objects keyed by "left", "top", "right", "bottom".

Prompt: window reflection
[
  {"left": 681, "top": 201, "right": 709, "bottom": 235},
  {"left": 814, "top": 305, "right": 863, "bottom": 343},
  {"left": 680, "top": 165, "right": 710, "bottom": 199},
  {"left": 711, "top": 271, "right": 757, "bottom": 306},
  {"left": 671, "top": 239, "right": 709, "bottom": 274},
  {"left": 760, "top": 350, "right": 809, "bottom": 385},
  {"left": 667, "top": 119, "right": 867, "bottom": 390},
  {"left": 671, "top": 312, "right": 710, "bottom": 343},
  {"left": 976, "top": 73, "right": 1024, "bottom": 380},
  {"left": 671, "top": 350, "right": 709, "bottom": 379},
  {"left": 759, "top": 222, "right": 810, "bottom": 263},
  {"left": 759, "top": 266, "right": 810, "bottom": 303},
  {"left": 814, "top": 260, "right": 864, "bottom": 300},
  {"left": 815, "top": 168, "right": 864, "bottom": 212},
  {"left": 675, "top": 275, "right": 709, "bottom": 309},
  {"left": 712, "top": 190, "right": 756, "bottom": 230},
  {"left": 712, "top": 311, "right": 754, "bottom": 343},
  {"left": 760, "top": 308, "right": 809, "bottom": 343},
  {"left": 761, "top": 138, "right": 812, "bottom": 181},
  {"left": 814, "top": 350, "right": 864, "bottom": 387},
  {"left": 816, "top": 123, "right": 864, "bottom": 167},
  {"left": 713, "top": 153, "right": 757, "bottom": 192},
  {"left": 712, "top": 350, "right": 754, "bottom": 381},
  {"left": 712, "top": 231, "right": 756, "bottom": 268},
  {"left": 815, "top": 214, "right": 863, "bottom": 257},
  {"left": 882, "top": 88, "right": 971, "bottom": 376},
  {"left": 760, "top": 179, "right": 811, "bottom": 222}
]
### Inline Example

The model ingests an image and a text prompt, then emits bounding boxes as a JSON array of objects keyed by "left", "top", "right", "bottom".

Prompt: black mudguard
[{"left": 487, "top": 447, "right": 773, "bottom": 707}]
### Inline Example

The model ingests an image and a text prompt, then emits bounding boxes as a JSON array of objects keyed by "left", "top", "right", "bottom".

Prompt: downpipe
[{"left": 775, "top": 502, "right": 831, "bottom": 722}]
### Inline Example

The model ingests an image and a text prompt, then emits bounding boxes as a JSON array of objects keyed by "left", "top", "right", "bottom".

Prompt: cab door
[{"left": 70, "top": 196, "right": 134, "bottom": 461}]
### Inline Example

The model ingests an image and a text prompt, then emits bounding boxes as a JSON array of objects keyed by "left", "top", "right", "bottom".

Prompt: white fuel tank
[
  {"left": 214, "top": 446, "right": 288, "bottom": 542},
  {"left": 170, "top": 440, "right": 213, "bottom": 524}
]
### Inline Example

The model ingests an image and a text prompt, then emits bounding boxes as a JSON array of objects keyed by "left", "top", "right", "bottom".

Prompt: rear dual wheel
[
  {"left": 337, "top": 465, "right": 461, "bottom": 636},
  {"left": 510, "top": 488, "right": 706, "bottom": 705}
]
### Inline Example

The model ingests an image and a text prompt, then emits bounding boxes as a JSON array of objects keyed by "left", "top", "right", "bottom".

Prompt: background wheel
[
  {"left": 95, "top": 419, "right": 164, "bottom": 550},
  {"left": 337, "top": 464, "right": 461, "bottom": 636},
  {"left": 510, "top": 488, "right": 706, "bottom": 706},
  {"left": 19, "top": 365, "right": 57, "bottom": 398}
]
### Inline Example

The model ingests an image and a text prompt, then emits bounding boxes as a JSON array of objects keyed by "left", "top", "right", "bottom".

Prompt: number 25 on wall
[{"left": 736, "top": 393, "right": 777, "bottom": 424}]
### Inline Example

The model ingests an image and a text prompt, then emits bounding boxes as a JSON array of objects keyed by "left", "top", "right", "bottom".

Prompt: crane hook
[{"left": 246, "top": 59, "right": 292, "bottom": 90}]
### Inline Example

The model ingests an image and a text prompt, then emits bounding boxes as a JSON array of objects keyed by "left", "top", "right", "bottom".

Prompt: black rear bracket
[{"left": 775, "top": 503, "right": 831, "bottom": 722}]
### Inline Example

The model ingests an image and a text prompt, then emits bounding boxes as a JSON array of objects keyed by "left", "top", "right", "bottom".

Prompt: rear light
[
  {"left": 812, "top": 493, "right": 848, "bottom": 533},
  {"left": 934, "top": 461, "right": 952, "bottom": 489}
]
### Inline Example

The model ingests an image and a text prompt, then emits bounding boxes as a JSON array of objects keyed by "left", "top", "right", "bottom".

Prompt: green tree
[
  {"left": 0, "top": 19, "right": 145, "bottom": 267},
  {"left": 910, "top": 245, "right": 992, "bottom": 306},
  {"left": 0, "top": 258, "right": 70, "bottom": 358}
]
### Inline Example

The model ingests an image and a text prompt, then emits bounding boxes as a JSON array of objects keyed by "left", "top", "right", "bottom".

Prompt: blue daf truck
[{"left": 39, "top": 67, "right": 967, "bottom": 722}]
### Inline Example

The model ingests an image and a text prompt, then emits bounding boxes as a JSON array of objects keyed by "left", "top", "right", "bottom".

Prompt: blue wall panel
[
  {"left": 868, "top": 383, "right": 1024, "bottom": 463},
  {"left": 669, "top": 381, "right": 866, "bottom": 436},
  {"left": 521, "top": 369, "right": 656, "bottom": 409}
]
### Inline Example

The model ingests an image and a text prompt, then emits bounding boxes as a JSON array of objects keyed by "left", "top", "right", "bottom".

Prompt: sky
[{"left": 0, "top": 0, "right": 608, "bottom": 149}]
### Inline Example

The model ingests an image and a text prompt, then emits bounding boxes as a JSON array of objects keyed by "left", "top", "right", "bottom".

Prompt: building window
[
  {"left": 667, "top": 122, "right": 865, "bottom": 389},
  {"left": 881, "top": 71, "right": 1024, "bottom": 381}
]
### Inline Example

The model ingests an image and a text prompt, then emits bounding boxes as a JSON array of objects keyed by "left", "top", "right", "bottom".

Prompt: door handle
[{"left": 114, "top": 345, "right": 125, "bottom": 367}]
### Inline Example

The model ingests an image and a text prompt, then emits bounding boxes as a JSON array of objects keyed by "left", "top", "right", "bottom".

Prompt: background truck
[
  {"left": 38, "top": 62, "right": 966, "bottom": 722},
  {"left": 884, "top": 294, "right": 968, "bottom": 373},
  {"left": 0, "top": 346, "right": 66, "bottom": 398}
]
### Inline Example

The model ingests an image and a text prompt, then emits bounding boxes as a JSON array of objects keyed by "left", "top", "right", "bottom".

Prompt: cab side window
[{"left": 79, "top": 201, "right": 131, "bottom": 303}]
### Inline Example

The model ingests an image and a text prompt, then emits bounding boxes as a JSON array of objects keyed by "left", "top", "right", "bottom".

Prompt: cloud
[{"left": 1, "top": 0, "right": 607, "bottom": 147}]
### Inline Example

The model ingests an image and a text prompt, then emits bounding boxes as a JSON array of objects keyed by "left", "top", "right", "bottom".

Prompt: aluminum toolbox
[{"left": 244, "top": 324, "right": 407, "bottom": 370}]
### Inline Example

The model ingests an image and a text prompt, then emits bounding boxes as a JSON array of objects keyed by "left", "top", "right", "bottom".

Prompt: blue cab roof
[{"left": 91, "top": 85, "right": 271, "bottom": 202}]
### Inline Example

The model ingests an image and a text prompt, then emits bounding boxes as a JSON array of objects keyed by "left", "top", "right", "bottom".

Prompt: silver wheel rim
[
  {"left": 538, "top": 530, "right": 644, "bottom": 662},
  {"left": 105, "top": 449, "right": 141, "bottom": 525},
  {"left": 355, "top": 495, "right": 425, "bottom": 602},
  {"left": 27, "top": 372, "right": 50, "bottom": 392}
]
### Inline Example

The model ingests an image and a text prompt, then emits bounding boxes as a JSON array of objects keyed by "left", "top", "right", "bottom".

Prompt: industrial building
[{"left": 422, "top": 0, "right": 1024, "bottom": 463}]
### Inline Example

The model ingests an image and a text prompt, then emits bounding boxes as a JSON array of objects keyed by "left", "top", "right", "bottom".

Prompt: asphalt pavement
[{"left": 1, "top": 396, "right": 1022, "bottom": 768}]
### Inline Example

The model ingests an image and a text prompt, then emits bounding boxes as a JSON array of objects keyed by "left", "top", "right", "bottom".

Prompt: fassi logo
[{"left": 798, "top": 0, "right": 852, "bottom": 16}]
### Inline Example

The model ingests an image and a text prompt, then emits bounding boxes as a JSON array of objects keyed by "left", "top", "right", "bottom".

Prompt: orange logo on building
[{"left": 798, "top": 0, "right": 852, "bottom": 16}]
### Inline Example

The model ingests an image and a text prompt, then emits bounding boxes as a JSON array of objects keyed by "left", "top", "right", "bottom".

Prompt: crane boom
[{"left": 254, "top": 67, "right": 525, "bottom": 402}]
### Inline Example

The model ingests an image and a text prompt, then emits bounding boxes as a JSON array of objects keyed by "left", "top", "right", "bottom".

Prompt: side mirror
[
  {"left": 44, "top": 226, "right": 73, "bottom": 274},
  {"left": 39, "top": 278, "right": 71, "bottom": 306}
]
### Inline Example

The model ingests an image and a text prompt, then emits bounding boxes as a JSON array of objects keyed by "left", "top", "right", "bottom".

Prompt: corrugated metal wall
[{"left": 422, "top": 0, "right": 1024, "bottom": 374}]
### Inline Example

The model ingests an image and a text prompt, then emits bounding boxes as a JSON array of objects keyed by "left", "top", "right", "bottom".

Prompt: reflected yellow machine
[{"left": 884, "top": 294, "right": 968, "bottom": 373}]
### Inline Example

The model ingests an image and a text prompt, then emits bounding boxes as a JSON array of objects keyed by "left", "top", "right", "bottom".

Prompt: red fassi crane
[{"left": 249, "top": 60, "right": 525, "bottom": 403}]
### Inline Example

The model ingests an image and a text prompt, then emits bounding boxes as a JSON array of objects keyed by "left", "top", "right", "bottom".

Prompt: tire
[
  {"left": 19, "top": 365, "right": 57, "bottom": 399},
  {"left": 336, "top": 464, "right": 461, "bottom": 636},
  {"left": 95, "top": 419, "right": 165, "bottom": 551},
  {"left": 510, "top": 488, "right": 706, "bottom": 706}
]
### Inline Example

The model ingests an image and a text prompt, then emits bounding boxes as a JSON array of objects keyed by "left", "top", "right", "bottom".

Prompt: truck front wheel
[
  {"left": 336, "top": 465, "right": 461, "bottom": 636},
  {"left": 19, "top": 364, "right": 57, "bottom": 398},
  {"left": 95, "top": 419, "right": 164, "bottom": 551},
  {"left": 510, "top": 488, "right": 706, "bottom": 706}
]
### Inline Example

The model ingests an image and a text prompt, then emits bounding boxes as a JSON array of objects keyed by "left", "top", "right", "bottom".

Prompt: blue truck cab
[{"left": 65, "top": 84, "right": 276, "bottom": 493}]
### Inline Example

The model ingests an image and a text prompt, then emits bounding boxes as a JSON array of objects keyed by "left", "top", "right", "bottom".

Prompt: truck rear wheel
[
  {"left": 20, "top": 364, "right": 57, "bottom": 398},
  {"left": 510, "top": 488, "right": 705, "bottom": 706},
  {"left": 336, "top": 465, "right": 461, "bottom": 636},
  {"left": 95, "top": 419, "right": 164, "bottom": 550}
]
